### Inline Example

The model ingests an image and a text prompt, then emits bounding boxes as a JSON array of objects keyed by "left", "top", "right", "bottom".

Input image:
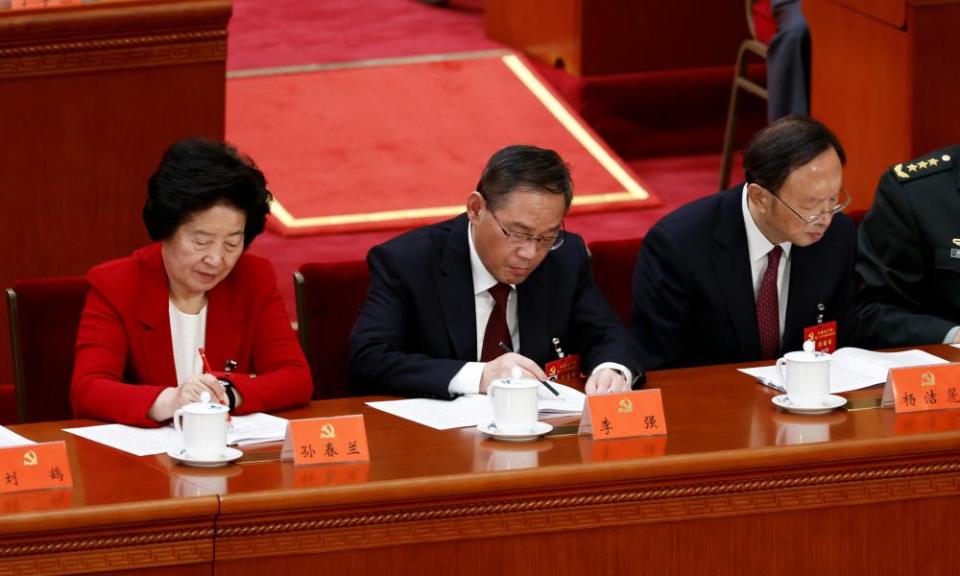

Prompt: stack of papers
[
  {"left": 739, "top": 347, "right": 948, "bottom": 394},
  {"left": 367, "top": 382, "right": 585, "bottom": 430},
  {"left": 63, "top": 413, "right": 288, "bottom": 457},
  {"left": 0, "top": 426, "right": 35, "bottom": 448}
]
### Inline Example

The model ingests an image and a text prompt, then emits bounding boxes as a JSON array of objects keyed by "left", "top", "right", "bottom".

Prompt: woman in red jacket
[{"left": 71, "top": 138, "right": 313, "bottom": 427}]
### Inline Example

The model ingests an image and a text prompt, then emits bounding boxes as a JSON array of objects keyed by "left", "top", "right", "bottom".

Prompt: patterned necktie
[
  {"left": 757, "top": 245, "right": 783, "bottom": 360},
  {"left": 480, "top": 283, "right": 512, "bottom": 362}
]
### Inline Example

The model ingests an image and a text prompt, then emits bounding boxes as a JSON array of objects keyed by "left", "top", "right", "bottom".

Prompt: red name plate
[
  {"left": 0, "top": 441, "right": 73, "bottom": 494},
  {"left": 803, "top": 320, "right": 837, "bottom": 353},
  {"left": 545, "top": 354, "right": 581, "bottom": 384},
  {"left": 579, "top": 389, "right": 667, "bottom": 440},
  {"left": 882, "top": 363, "right": 960, "bottom": 413},
  {"left": 282, "top": 415, "right": 370, "bottom": 466}
]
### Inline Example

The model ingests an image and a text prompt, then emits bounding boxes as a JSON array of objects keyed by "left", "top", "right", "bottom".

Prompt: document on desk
[
  {"left": 63, "top": 413, "right": 288, "bottom": 456},
  {"left": 367, "top": 383, "right": 585, "bottom": 430},
  {"left": 0, "top": 425, "right": 36, "bottom": 448},
  {"left": 739, "top": 347, "right": 948, "bottom": 394}
]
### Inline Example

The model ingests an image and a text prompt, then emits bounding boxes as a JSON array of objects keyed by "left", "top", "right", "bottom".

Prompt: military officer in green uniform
[{"left": 855, "top": 145, "right": 960, "bottom": 347}]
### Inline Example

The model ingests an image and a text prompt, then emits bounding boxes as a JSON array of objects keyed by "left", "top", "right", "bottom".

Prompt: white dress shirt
[
  {"left": 448, "top": 223, "right": 630, "bottom": 395},
  {"left": 742, "top": 184, "right": 792, "bottom": 341}
]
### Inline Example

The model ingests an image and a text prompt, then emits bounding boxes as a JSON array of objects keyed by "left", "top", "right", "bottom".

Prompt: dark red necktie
[
  {"left": 480, "top": 283, "right": 512, "bottom": 361},
  {"left": 757, "top": 245, "right": 783, "bottom": 360}
]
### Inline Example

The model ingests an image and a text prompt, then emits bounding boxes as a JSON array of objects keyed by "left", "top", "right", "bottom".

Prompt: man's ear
[
  {"left": 466, "top": 191, "right": 484, "bottom": 223},
  {"left": 746, "top": 183, "right": 768, "bottom": 213}
]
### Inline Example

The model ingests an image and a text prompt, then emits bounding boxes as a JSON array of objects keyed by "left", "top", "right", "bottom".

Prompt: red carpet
[
  {"left": 227, "top": 54, "right": 660, "bottom": 236},
  {"left": 228, "top": 0, "right": 497, "bottom": 71}
]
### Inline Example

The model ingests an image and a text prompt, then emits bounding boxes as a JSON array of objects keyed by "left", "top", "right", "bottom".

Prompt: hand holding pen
[
  {"left": 496, "top": 342, "right": 560, "bottom": 396},
  {"left": 198, "top": 347, "right": 232, "bottom": 423},
  {"left": 478, "top": 344, "right": 550, "bottom": 394}
]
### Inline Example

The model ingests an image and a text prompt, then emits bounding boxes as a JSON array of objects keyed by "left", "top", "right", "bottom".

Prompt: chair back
[
  {"left": 587, "top": 237, "right": 644, "bottom": 327},
  {"left": 294, "top": 261, "right": 369, "bottom": 399},
  {"left": 6, "top": 277, "right": 88, "bottom": 423}
]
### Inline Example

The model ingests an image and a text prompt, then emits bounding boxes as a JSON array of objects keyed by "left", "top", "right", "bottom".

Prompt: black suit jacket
[
  {"left": 349, "top": 214, "right": 644, "bottom": 398},
  {"left": 631, "top": 185, "right": 856, "bottom": 370}
]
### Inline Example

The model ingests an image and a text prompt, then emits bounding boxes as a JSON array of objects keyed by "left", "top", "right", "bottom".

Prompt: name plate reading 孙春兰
[
  {"left": 0, "top": 441, "right": 73, "bottom": 494},
  {"left": 281, "top": 415, "right": 370, "bottom": 466},
  {"left": 578, "top": 389, "right": 667, "bottom": 440},
  {"left": 883, "top": 362, "right": 960, "bottom": 413}
]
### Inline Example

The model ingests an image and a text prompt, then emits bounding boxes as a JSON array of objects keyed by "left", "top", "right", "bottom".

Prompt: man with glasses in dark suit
[
  {"left": 632, "top": 115, "right": 856, "bottom": 369},
  {"left": 350, "top": 145, "right": 643, "bottom": 398}
]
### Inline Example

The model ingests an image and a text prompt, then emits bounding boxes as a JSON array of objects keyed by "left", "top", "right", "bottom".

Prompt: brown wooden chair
[
  {"left": 588, "top": 237, "right": 645, "bottom": 328},
  {"left": 719, "top": 0, "right": 774, "bottom": 190},
  {"left": 294, "top": 261, "right": 369, "bottom": 399},
  {"left": 6, "top": 277, "right": 88, "bottom": 423}
]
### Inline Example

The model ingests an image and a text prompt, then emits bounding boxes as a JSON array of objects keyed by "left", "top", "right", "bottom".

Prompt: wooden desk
[
  {"left": 7, "top": 347, "right": 960, "bottom": 574},
  {"left": 0, "top": 420, "right": 218, "bottom": 576},
  {"left": 210, "top": 346, "right": 960, "bottom": 574}
]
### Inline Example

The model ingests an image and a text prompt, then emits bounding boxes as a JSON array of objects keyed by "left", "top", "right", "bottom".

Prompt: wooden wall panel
[
  {"left": 486, "top": 0, "right": 748, "bottom": 77},
  {"left": 0, "top": 0, "right": 230, "bottom": 393}
]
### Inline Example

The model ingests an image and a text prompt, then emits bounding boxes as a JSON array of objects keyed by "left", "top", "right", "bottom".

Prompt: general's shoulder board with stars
[{"left": 891, "top": 152, "right": 953, "bottom": 182}]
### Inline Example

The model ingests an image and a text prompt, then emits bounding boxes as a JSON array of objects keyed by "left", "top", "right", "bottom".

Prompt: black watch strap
[{"left": 222, "top": 381, "right": 237, "bottom": 411}]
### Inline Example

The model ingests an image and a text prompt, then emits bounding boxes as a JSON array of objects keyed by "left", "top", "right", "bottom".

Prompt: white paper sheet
[
  {"left": 366, "top": 382, "right": 585, "bottom": 430},
  {"left": 63, "top": 413, "right": 288, "bottom": 456},
  {"left": 0, "top": 426, "right": 36, "bottom": 448},
  {"left": 739, "top": 347, "right": 948, "bottom": 394}
]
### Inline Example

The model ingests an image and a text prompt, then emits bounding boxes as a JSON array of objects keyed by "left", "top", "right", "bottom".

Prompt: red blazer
[{"left": 71, "top": 243, "right": 312, "bottom": 427}]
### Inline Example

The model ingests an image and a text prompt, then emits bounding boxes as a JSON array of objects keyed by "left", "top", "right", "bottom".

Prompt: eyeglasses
[
  {"left": 487, "top": 209, "right": 565, "bottom": 251},
  {"left": 767, "top": 186, "right": 852, "bottom": 227}
]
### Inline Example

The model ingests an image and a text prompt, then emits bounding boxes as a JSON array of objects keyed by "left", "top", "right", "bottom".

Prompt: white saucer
[
  {"left": 772, "top": 394, "right": 847, "bottom": 415},
  {"left": 166, "top": 446, "right": 243, "bottom": 468},
  {"left": 477, "top": 421, "right": 553, "bottom": 442}
]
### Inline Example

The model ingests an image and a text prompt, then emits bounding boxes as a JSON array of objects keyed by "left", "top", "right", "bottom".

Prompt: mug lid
[
  {"left": 492, "top": 378, "right": 539, "bottom": 389},
  {"left": 783, "top": 340, "right": 830, "bottom": 363},
  {"left": 179, "top": 391, "right": 229, "bottom": 414}
]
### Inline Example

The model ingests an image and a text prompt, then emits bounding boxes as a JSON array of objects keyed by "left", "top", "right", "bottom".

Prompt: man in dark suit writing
[
  {"left": 632, "top": 115, "right": 856, "bottom": 369},
  {"left": 350, "top": 145, "right": 644, "bottom": 398}
]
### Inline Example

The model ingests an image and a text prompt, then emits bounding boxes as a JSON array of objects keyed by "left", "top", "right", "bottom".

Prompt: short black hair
[
  {"left": 743, "top": 115, "right": 846, "bottom": 194},
  {"left": 142, "top": 137, "right": 271, "bottom": 247},
  {"left": 476, "top": 145, "right": 573, "bottom": 211}
]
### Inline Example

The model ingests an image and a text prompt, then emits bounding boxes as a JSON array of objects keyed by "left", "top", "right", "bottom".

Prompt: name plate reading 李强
[
  {"left": 0, "top": 441, "right": 73, "bottom": 494},
  {"left": 281, "top": 415, "right": 370, "bottom": 466},
  {"left": 579, "top": 389, "right": 667, "bottom": 440},
  {"left": 882, "top": 363, "right": 960, "bottom": 413}
]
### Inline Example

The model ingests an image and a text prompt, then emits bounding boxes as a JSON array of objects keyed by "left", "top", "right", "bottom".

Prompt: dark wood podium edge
[{"left": 0, "top": 0, "right": 232, "bottom": 80}]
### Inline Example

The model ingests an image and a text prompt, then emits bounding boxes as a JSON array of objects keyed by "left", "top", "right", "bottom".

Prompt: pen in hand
[
  {"left": 497, "top": 341, "right": 560, "bottom": 397},
  {"left": 198, "top": 347, "right": 232, "bottom": 422}
]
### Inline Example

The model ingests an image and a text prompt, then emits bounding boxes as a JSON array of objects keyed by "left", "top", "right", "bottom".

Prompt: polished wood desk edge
[
  {"left": 215, "top": 430, "right": 960, "bottom": 517},
  {"left": 0, "top": 0, "right": 231, "bottom": 44},
  {"left": 0, "top": 0, "right": 231, "bottom": 80},
  {"left": 0, "top": 494, "right": 218, "bottom": 537}
]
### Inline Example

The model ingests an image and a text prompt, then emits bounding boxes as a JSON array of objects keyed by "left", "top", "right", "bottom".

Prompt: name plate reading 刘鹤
[
  {"left": 0, "top": 441, "right": 73, "bottom": 494},
  {"left": 882, "top": 363, "right": 960, "bottom": 413},
  {"left": 579, "top": 389, "right": 667, "bottom": 440},
  {"left": 281, "top": 415, "right": 370, "bottom": 466}
]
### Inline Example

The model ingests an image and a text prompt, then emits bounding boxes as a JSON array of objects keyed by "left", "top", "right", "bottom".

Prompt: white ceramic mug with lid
[
  {"left": 173, "top": 391, "right": 229, "bottom": 459},
  {"left": 776, "top": 340, "right": 831, "bottom": 404},
  {"left": 487, "top": 377, "right": 539, "bottom": 434}
]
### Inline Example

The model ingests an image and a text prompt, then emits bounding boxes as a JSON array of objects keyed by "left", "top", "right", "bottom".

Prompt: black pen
[{"left": 497, "top": 341, "right": 560, "bottom": 396}]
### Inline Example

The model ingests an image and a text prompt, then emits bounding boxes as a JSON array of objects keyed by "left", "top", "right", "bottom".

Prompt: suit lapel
[
  {"left": 205, "top": 272, "right": 246, "bottom": 372},
  {"left": 516, "top": 264, "right": 548, "bottom": 362},
  {"left": 136, "top": 246, "right": 178, "bottom": 386},
  {"left": 784, "top": 245, "right": 814, "bottom": 346},
  {"left": 438, "top": 215, "right": 478, "bottom": 361},
  {"left": 711, "top": 189, "right": 761, "bottom": 358}
]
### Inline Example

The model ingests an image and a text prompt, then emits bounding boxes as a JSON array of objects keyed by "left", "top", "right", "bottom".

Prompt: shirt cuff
[
  {"left": 944, "top": 326, "right": 960, "bottom": 344},
  {"left": 591, "top": 362, "right": 633, "bottom": 385},
  {"left": 449, "top": 362, "right": 484, "bottom": 396}
]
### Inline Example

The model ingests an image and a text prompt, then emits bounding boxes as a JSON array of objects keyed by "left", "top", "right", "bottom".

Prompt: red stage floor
[{"left": 226, "top": 53, "right": 660, "bottom": 236}]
